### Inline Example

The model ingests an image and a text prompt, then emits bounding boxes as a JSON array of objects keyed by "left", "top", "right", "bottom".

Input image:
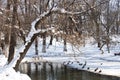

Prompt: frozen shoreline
[
  {"left": 22, "top": 54, "right": 120, "bottom": 77},
  {"left": 1, "top": 35, "right": 120, "bottom": 80},
  {"left": 21, "top": 36, "right": 120, "bottom": 77},
  {"left": 0, "top": 55, "right": 31, "bottom": 80}
]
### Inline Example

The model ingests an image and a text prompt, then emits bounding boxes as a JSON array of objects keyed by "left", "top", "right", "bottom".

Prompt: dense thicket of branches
[{"left": 0, "top": 0, "right": 119, "bottom": 70}]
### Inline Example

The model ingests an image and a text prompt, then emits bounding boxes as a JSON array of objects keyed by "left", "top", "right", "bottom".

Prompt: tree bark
[
  {"left": 14, "top": 33, "right": 40, "bottom": 71},
  {"left": 8, "top": 33, "right": 16, "bottom": 63},
  {"left": 95, "top": 21, "right": 101, "bottom": 48},
  {"left": 35, "top": 37, "right": 38, "bottom": 55},
  {"left": 8, "top": 0, "right": 18, "bottom": 63},
  {"left": 4, "top": 0, "right": 11, "bottom": 57},
  {"left": 42, "top": 32, "right": 46, "bottom": 53},
  {"left": 49, "top": 35, "right": 53, "bottom": 45},
  {"left": 63, "top": 37, "right": 67, "bottom": 51}
]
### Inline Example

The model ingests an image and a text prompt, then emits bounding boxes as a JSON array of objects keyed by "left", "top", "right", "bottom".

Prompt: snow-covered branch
[
  {"left": 52, "top": 8, "right": 84, "bottom": 15},
  {"left": 1, "top": 1, "right": 87, "bottom": 71},
  {"left": 48, "top": 0, "right": 54, "bottom": 9}
]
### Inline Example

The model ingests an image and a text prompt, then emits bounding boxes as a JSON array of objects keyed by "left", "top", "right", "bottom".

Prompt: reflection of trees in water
[
  {"left": 19, "top": 62, "right": 120, "bottom": 80},
  {"left": 27, "top": 63, "right": 31, "bottom": 75}
]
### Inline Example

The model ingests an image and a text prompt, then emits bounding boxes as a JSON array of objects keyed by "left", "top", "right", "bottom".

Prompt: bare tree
[{"left": 0, "top": 0, "right": 119, "bottom": 71}]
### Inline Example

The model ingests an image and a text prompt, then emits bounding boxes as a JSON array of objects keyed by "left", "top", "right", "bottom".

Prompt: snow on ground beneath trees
[
  {"left": 0, "top": 55, "right": 31, "bottom": 80},
  {"left": 0, "top": 35, "right": 120, "bottom": 80},
  {"left": 22, "top": 35, "right": 120, "bottom": 77}
]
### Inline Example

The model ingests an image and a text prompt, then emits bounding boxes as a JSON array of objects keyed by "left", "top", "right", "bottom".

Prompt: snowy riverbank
[
  {"left": 0, "top": 35, "right": 120, "bottom": 80},
  {"left": 21, "top": 35, "right": 120, "bottom": 77},
  {"left": 0, "top": 55, "right": 31, "bottom": 80}
]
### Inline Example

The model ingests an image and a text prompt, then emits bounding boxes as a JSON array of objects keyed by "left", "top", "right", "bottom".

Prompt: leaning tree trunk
[{"left": 14, "top": 33, "right": 40, "bottom": 71}]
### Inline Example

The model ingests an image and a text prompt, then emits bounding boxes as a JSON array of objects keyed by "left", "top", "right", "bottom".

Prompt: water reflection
[{"left": 19, "top": 62, "right": 120, "bottom": 80}]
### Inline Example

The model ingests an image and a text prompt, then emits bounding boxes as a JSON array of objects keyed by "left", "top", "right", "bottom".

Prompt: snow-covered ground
[
  {"left": 0, "top": 55, "right": 31, "bottom": 80},
  {"left": 0, "top": 35, "right": 120, "bottom": 80},
  {"left": 23, "top": 35, "right": 120, "bottom": 77}
]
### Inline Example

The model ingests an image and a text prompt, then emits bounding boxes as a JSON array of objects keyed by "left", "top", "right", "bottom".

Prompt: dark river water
[{"left": 19, "top": 62, "right": 120, "bottom": 80}]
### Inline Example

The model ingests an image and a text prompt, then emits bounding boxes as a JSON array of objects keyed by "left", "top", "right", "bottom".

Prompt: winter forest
[{"left": 0, "top": 0, "right": 120, "bottom": 80}]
